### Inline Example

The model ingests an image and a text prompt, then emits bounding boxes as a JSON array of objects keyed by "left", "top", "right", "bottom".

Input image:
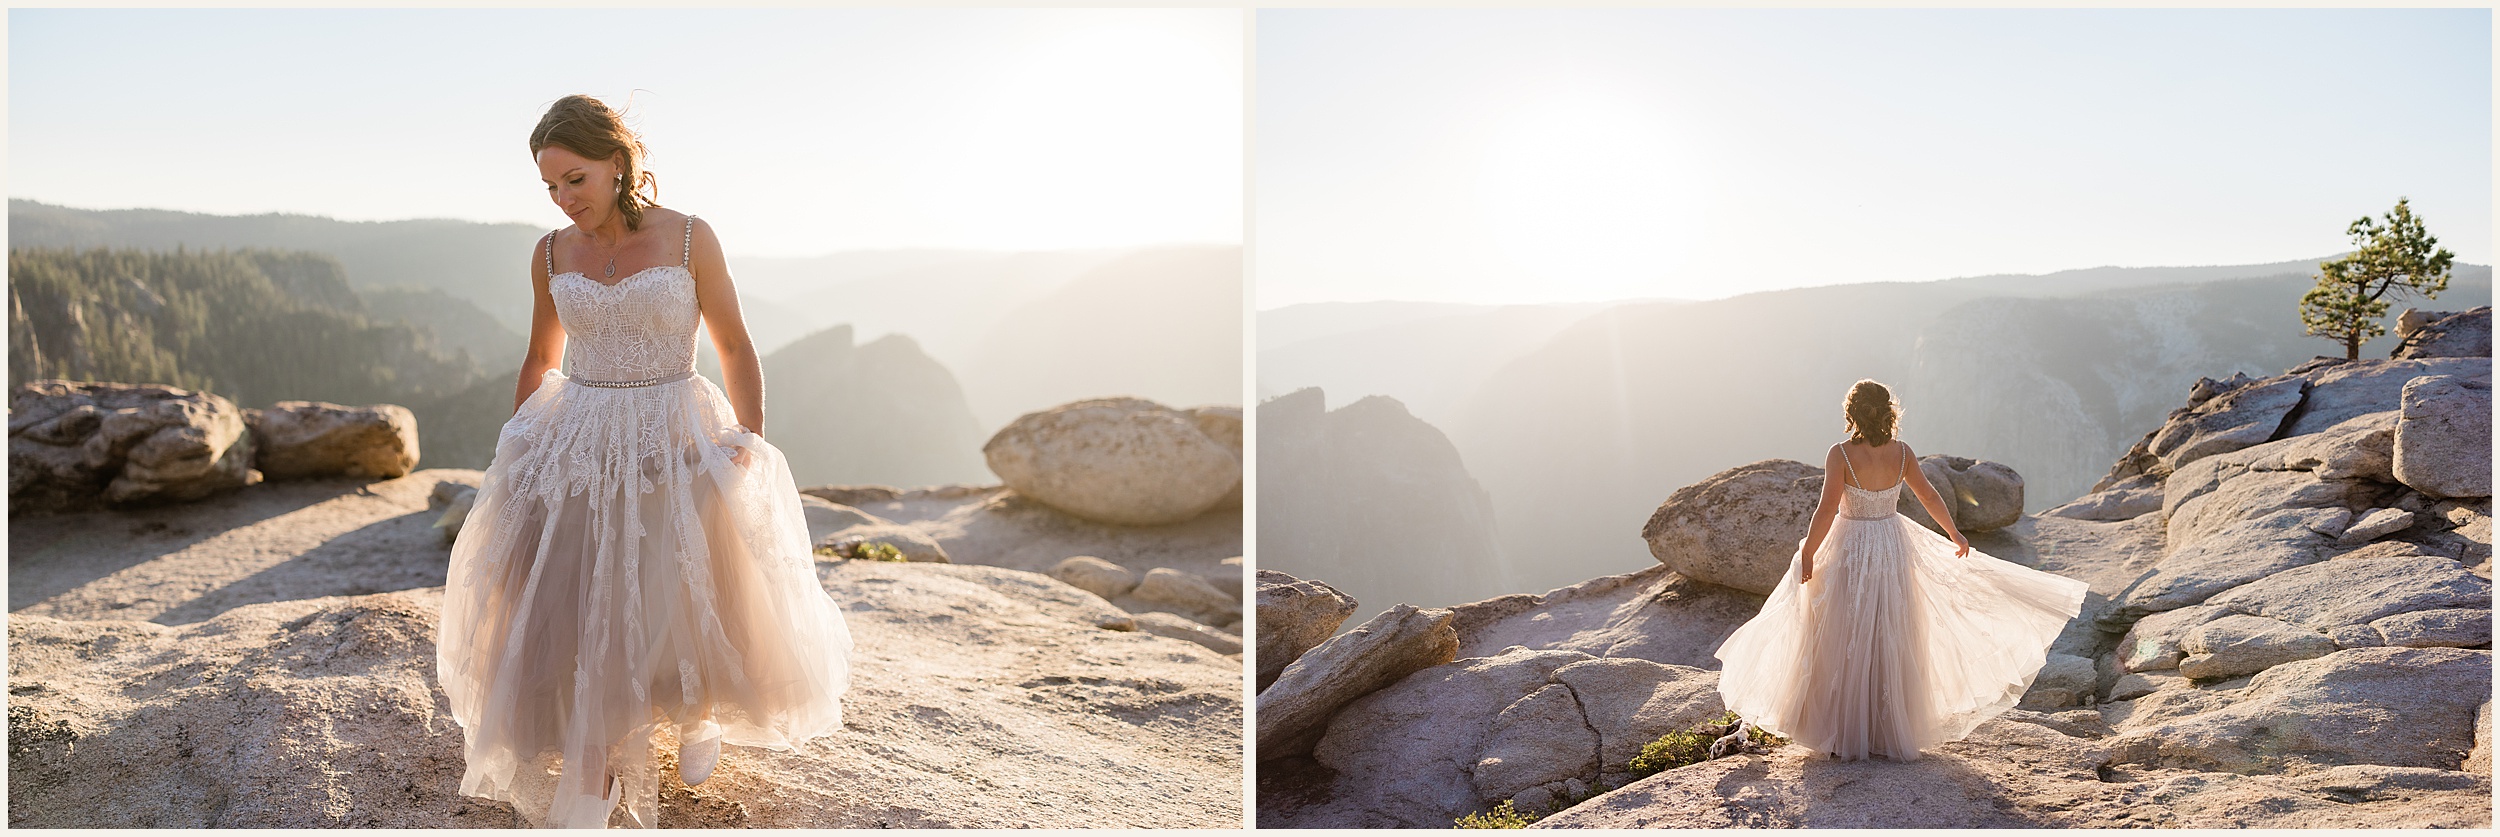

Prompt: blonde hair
[
  {"left": 1844, "top": 379, "right": 1901, "bottom": 446},
  {"left": 529, "top": 94, "right": 660, "bottom": 230}
]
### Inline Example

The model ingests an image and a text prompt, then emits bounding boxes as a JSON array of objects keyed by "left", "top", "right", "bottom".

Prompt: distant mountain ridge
[{"left": 1262, "top": 259, "right": 2490, "bottom": 598}]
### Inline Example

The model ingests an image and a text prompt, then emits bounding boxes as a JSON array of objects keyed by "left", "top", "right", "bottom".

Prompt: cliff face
[
  {"left": 1257, "top": 388, "right": 1506, "bottom": 628},
  {"left": 759, "top": 325, "right": 991, "bottom": 487},
  {"left": 1258, "top": 314, "right": 2491, "bottom": 829}
]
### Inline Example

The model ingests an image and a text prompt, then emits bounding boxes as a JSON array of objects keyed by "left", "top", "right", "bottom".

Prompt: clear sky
[
  {"left": 10, "top": 8, "right": 1243, "bottom": 256},
  {"left": 1255, "top": 8, "right": 2493, "bottom": 308}
]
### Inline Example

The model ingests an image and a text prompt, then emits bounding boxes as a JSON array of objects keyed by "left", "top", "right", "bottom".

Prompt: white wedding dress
[
  {"left": 438, "top": 217, "right": 851, "bottom": 827},
  {"left": 1713, "top": 443, "right": 2088, "bottom": 761}
]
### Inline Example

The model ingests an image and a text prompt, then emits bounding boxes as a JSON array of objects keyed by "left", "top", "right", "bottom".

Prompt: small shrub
[
  {"left": 1627, "top": 728, "right": 1714, "bottom": 777},
  {"left": 1454, "top": 800, "right": 1538, "bottom": 829},
  {"left": 815, "top": 540, "right": 907, "bottom": 562},
  {"left": 1625, "top": 712, "right": 1787, "bottom": 779}
]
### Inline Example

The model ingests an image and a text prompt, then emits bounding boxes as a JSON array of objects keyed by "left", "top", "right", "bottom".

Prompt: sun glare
[{"left": 1470, "top": 88, "right": 1704, "bottom": 299}]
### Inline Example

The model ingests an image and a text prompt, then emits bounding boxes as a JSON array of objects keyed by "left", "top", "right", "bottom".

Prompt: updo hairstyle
[
  {"left": 528, "top": 94, "right": 660, "bottom": 230},
  {"left": 1844, "top": 379, "right": 1901, "bottom": 447}
]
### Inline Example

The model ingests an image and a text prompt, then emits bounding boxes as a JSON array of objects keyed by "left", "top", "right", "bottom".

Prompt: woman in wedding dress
[
  {"left": 1714, "top": 379, "right": 2088, "bottom": 761},
  {"left": 437, "top": 94, "right": 852, "bottom": 828}
]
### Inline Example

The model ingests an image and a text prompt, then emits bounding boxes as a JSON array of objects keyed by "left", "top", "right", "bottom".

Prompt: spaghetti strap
[
  {"left": 1896, "top": 442, "right": 1907, "bottom": 484},
  {"left": 1839, "top": 445, "right": 1861, "bottom": 488},
  {"left": 542, "top": 230, "right": 557, "bottom": 277},
  {"left": 680, "top": 216, "right": 696, "bottom": 267}
]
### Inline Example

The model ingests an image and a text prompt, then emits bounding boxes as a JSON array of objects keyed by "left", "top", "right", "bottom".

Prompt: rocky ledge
[{"left": 10, "top": 459, "right": 1243, "bottom": 827}]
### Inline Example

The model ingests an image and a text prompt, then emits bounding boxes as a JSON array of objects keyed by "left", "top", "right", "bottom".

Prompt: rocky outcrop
[
  {"left": 1255, "top": 570, "right": 1357, "bottom": 691},
  {"left": 2287, "top": 356, "right": 2489, "bottom": 437},
  {"left": 1640, "top": 460, "right": 1822, "bottom": 594},
  {"left": 2394, "top": 375, "right": 2492, "bottom": 499},
  {"left": 2395, "top": 306, "right": 2492, "bottom": 359},
  {"left": 2106, "top": 647, "right": 2489, "bottom": 775},
  {"left": 795, "top": 480, "right": 1243, "bottom": 642},
  {"left": 1256, "top": 604, "right": 1458, "bottom": 759},
  {"left": 981, "top": 397, "right": 1242, "bottom": 527},
  {"left": 2143, "top": 372, "right": 2311, "bottom": 478},
  {"left": 243, "top": 401, "right": 420, "bottom": 480},
  {"left": 2042, "top": 475, "right": 2163, "bottom": 521},
  {"left": 1895, "top": 454, "right": 2025, "bottom": 532},
  {"left": 1537, "top": 716, "right": 2489, "bottom": 828},
  {"left": 6, "top": 469, "right": 1242, "bottom": 828},
  {"left": 8, "top": 380, "right": 259, "bottom": 511}
]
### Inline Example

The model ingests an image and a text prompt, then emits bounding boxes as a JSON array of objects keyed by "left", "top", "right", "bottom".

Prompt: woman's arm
[
  {"left": 513, "top": 233, "right": 568, "bottom": 412},
  {"left": 687, "top": 217, "right": 765, "bottom": 436},
  {"left": 1798, "top": 445, "right": 1847, "bottom": 582},
  {"left": 1899, "top": 441, "right": 1971, "bottom": 556}
]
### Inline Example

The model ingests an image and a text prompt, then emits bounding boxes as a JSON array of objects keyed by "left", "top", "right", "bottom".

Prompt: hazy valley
[
  {"left": 9, "top": 200, "right": 1241, "bottom": 484},
  {"left": 1258, "top": 260, "right": 2493, "bottom": 605}
]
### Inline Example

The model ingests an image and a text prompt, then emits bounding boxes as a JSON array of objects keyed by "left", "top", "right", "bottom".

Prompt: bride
[
  {"left": 436, "top": 94, "right": 852, "bottom": 828},
  {"left": 1714, "top": 379, "right": 2088, "bottom": 761}
]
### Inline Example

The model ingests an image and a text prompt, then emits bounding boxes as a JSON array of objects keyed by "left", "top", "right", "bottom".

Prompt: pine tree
[{"left": 2299, "top": 198, "right": 2455, "bottom": 360}]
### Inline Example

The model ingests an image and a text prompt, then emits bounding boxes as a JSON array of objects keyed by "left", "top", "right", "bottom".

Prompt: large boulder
[
  {"left": 1468, "top": 683, "right": 1598, "bottom": 803},
  {"left": 2019, "top": 653, "right": 2099, "bottom": 708},
  {"left": 2205, "top": 553, "right": 2491, "bottom": 634},
  {"left": 1256, "top": 604, "right": 1459, "bottom": 758},
  {"left": 1896, "top": 454, "right": 2025, "bottom": 532},
  {"left": 2175, "top": 614, "right": 2338, "bottom": 680},
  {"left": 2370, "top": 608, "right": 2494, "bottom": 649},
  {"left": 2162, "top": 463, "right": 2366, "bottom": 552},
  {"left": 244, "top": 401, "right": 420, "bottom": 480},
  {"left": 2285, "top": 357, "right": 2490, "bottom": 437},
  {"left": 2393, "top": 375, "right": 2492, "bottom": 499},
  {"left": 2107, "top": 508, "right": 2344, "bottom": 625},
  {"left": 1549, "top": 658, "right": 1725, "bottom": 774},
  {"left": 1255, "top": 570, "right": 1357, "bottom": 692},
  {"left": 8, "top": 380, "right": 259, "bottom": 511},
  {"left": 1641, "top": 459, "right": 1823, "bottom": 594},
  {"left": 981, "top": 398, "right": 1241, "bottom": 526},
  {"left": 1306, "top": 646, "right": 1591, "bottom": 826},
  {"left": 2394, "top": 306, "right": 2492, "bottom": 360},
  {"left": 2106, "top": 647, "right": 2491, "bottom": 775}
]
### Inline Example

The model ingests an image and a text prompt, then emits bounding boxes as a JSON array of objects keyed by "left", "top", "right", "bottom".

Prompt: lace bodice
[
  {"left": 1837, "top": 443, "right": 1906, "bottom": 520},
  {"left": 545, "top": 217, "right": 702, "bottom": 383},
  {"left": 1839, "top": 481, "right": 1902, "bottom": 519},
  {"left": 551, "top": 267, "right": 701, "bottom": 382}
]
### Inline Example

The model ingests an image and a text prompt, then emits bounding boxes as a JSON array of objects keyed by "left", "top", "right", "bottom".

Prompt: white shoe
[
  {"left": 679, "top": 720, "right": 723, "bottom": 786},
  {"left": 554, "top": 772, "right": 618, "bottom": 829}
]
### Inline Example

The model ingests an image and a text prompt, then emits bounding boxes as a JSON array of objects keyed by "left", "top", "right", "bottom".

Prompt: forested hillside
[{"left": 8, "top": 248, "right": 481, "bottom": 409}]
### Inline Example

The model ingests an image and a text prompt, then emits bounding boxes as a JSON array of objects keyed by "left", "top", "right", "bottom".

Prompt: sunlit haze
[
  {"left": 10, "top": 8, "right": 1242, "bottom": 255},
  {"left": 1256, "top": 8, "right": 2491, "bottom": 308}
]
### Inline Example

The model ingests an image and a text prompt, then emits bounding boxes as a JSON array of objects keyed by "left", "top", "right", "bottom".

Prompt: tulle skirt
[
  {"left": 1713, "top": 512, "right": 2088, "bottom": 761},
  {"left": 437, "top": 369, "right": 852, "bottom": 827}
]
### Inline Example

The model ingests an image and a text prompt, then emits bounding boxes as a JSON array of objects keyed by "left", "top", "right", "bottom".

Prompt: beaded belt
[
  {"left": 1840, "top": 510, "right": 1894, "bottom": 521},
  {"left": 570, "top": 369, "right": 695, "bottom": 388}
]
